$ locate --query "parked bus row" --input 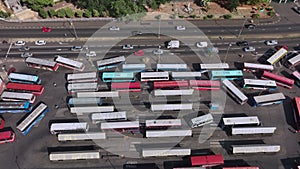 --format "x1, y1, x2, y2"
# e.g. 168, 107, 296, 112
24, 56, 84, 72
